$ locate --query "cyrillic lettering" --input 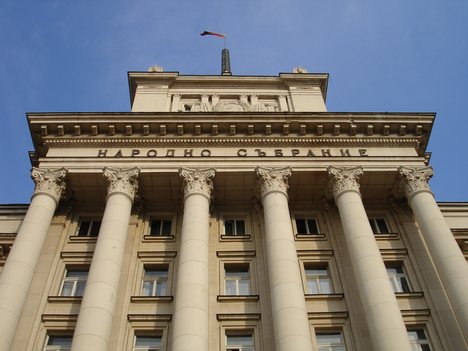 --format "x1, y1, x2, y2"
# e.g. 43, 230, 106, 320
113, 150, 123, 158
274, 149, 283, 157
147, 149, 157, 157
97, 149, 108, 158
201, 149, 211, 157
165, 149, 175, 157
359, 149, 368, 156
254, 149, 266, 157
340, 149, 351, 157
184, 149, 194, 157
321, 149, 331, 157
307, 150, 316, 157
131, 149, 140, 157
237, 149, 247, 157
291, 149, 300, 156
